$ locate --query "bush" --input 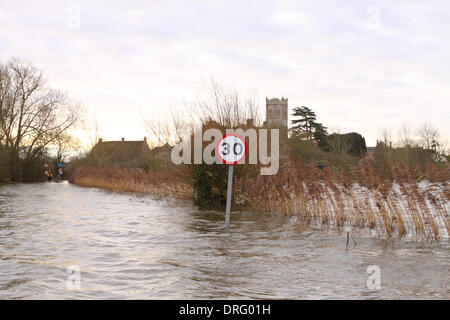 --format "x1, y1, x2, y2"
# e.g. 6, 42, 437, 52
289, 135, 328, 164
323, 132, 367, 158
192, 163, 228, 208
372, 142, 435, 179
